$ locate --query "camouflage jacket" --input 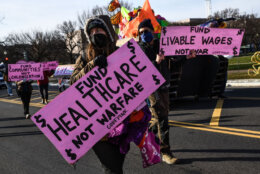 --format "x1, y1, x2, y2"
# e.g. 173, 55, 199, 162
70, 55, 95, 85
